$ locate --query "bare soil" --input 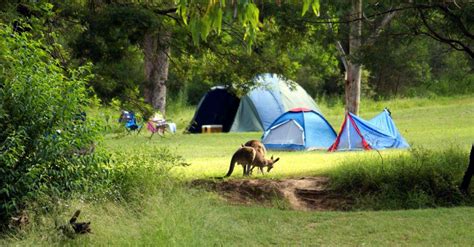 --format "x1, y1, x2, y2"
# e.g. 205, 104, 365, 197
191, 177, 352, 211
